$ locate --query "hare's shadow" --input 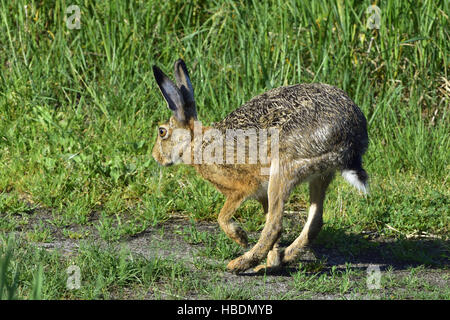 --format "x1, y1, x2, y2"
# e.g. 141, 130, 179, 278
242, 226, 449, 277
